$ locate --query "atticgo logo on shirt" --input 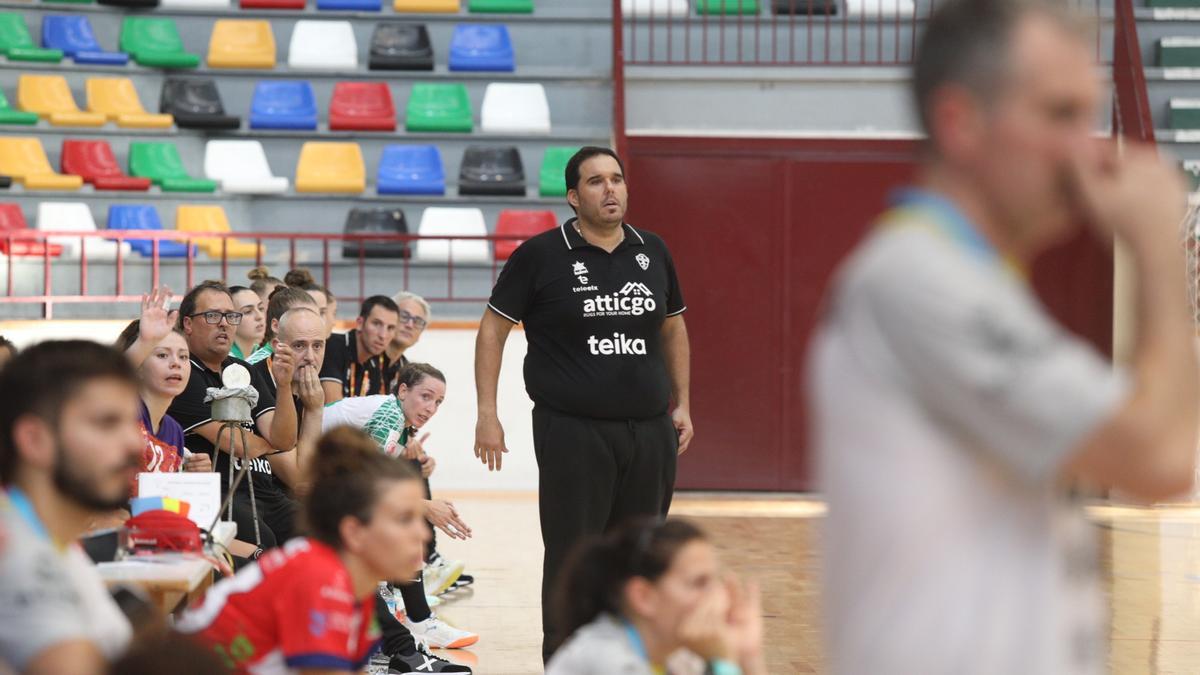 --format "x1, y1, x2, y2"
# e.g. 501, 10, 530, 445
588, 332, 648, 355
582, 282, 657, 318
